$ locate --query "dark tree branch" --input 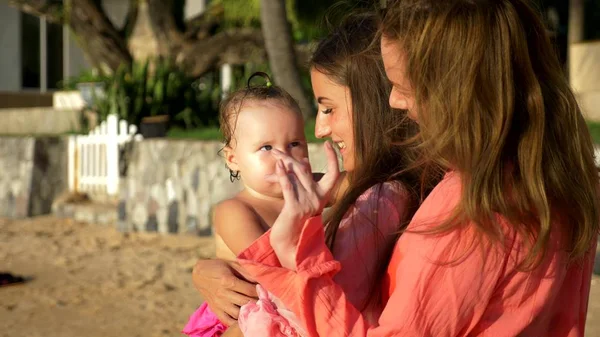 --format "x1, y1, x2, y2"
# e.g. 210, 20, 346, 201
178, 28, 311, 78
7, 0, 64, 23
179, 28, 265, 78
120, 0, 139, 39
68, 0, 132, 72
183, 3, 224, 41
